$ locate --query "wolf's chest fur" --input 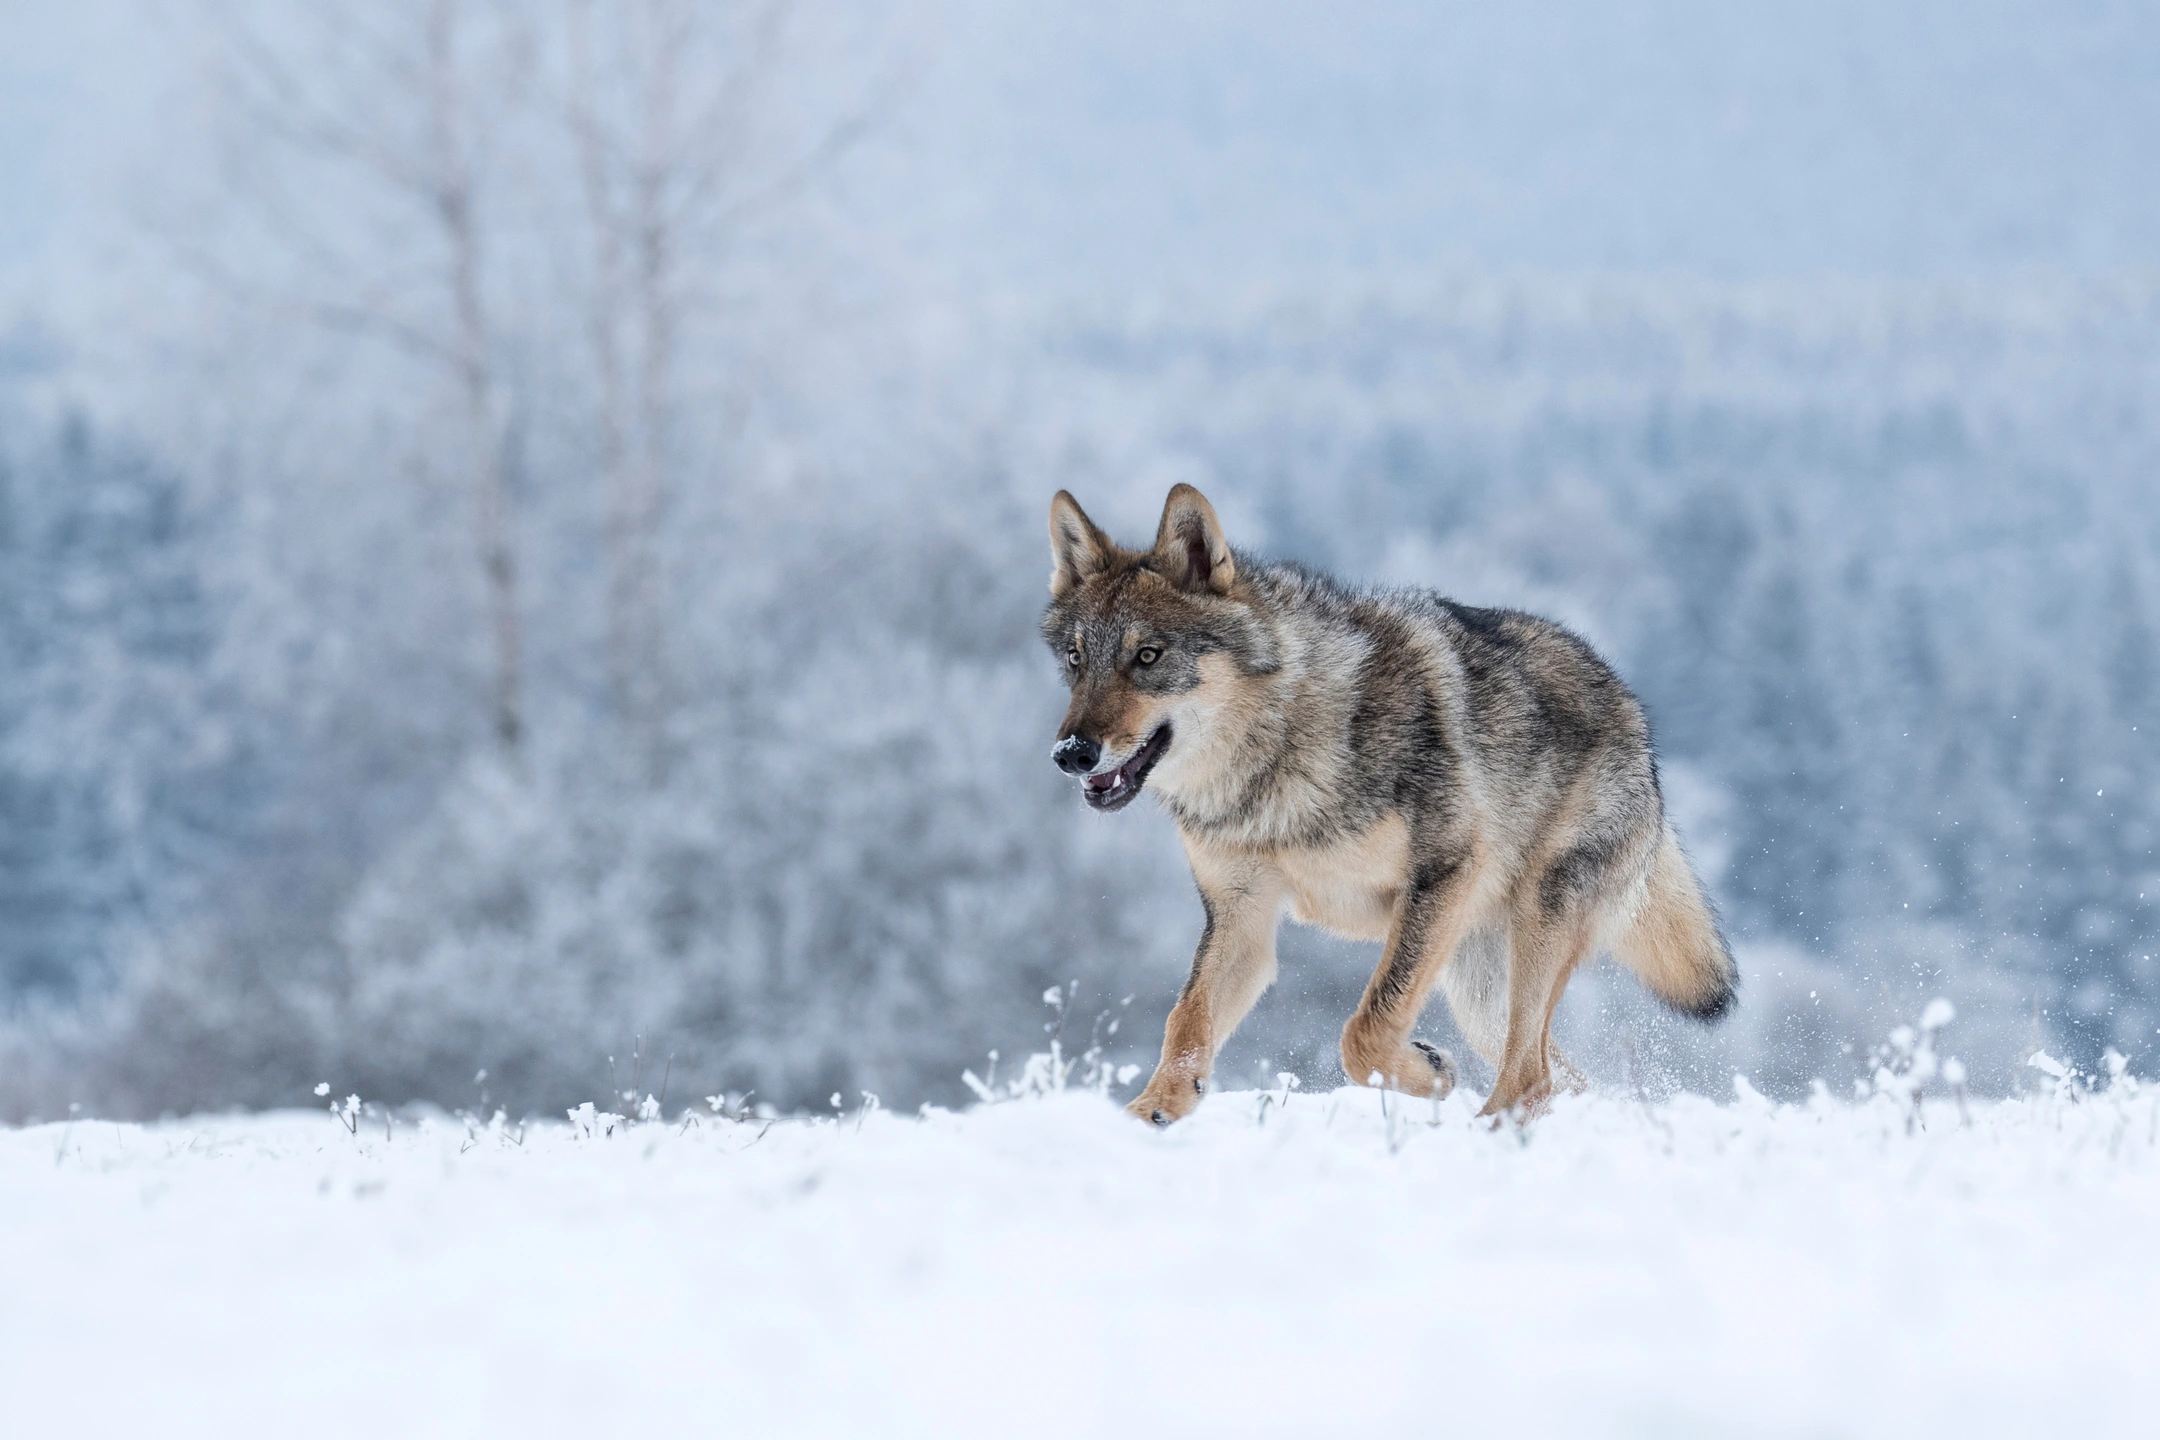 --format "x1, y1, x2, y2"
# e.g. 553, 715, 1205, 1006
1270, 812, 1410, 941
